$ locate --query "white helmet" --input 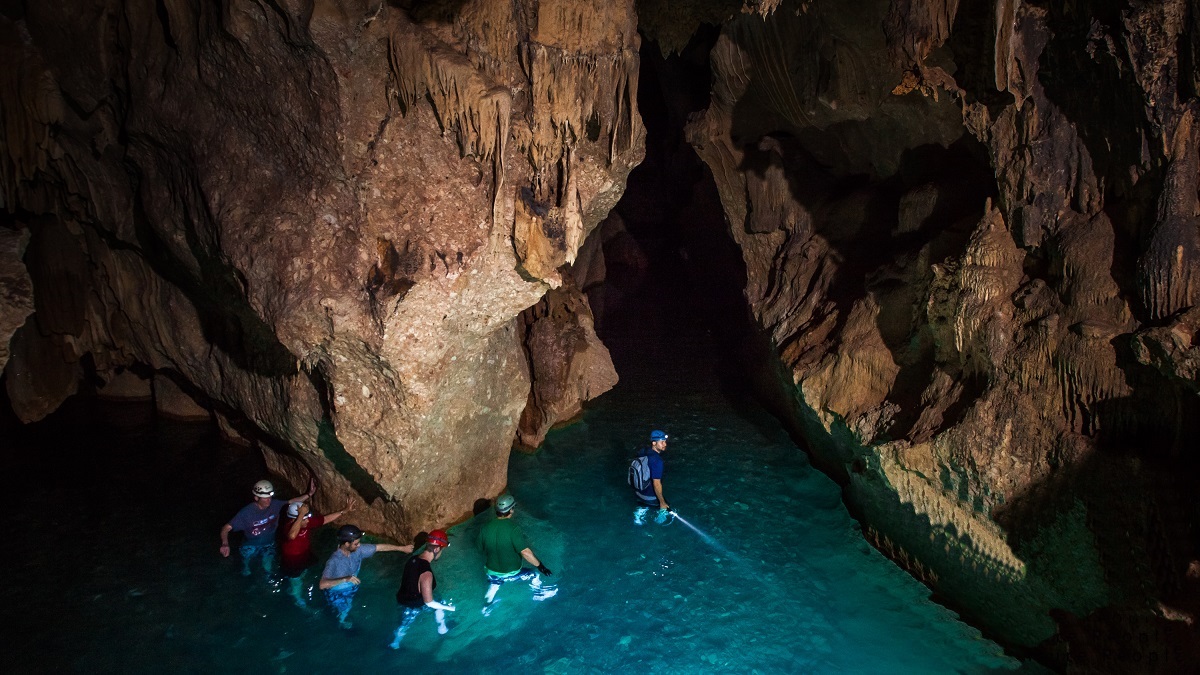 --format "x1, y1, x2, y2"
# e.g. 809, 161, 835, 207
252, 480, 275, 498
